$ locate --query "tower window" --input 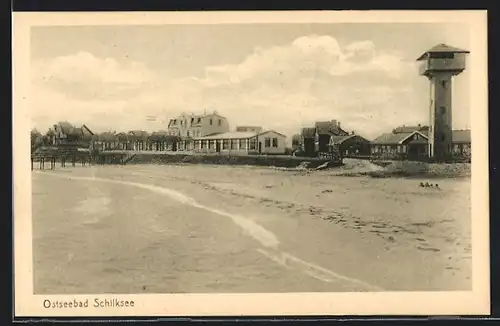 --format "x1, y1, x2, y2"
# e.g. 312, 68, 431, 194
440, 133, 446, 142
440, 106, 446, 115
